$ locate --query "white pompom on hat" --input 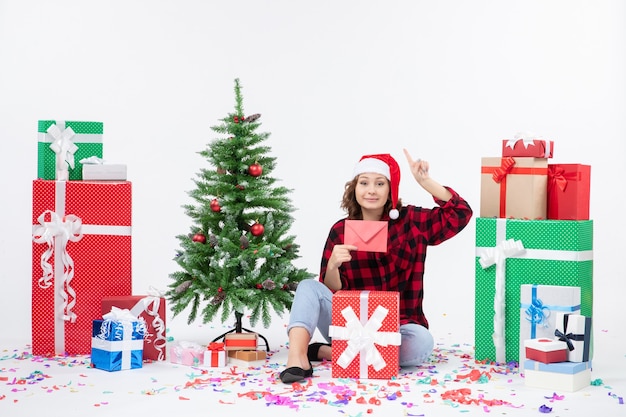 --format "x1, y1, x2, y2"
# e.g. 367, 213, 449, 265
352, 153, 401, 219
